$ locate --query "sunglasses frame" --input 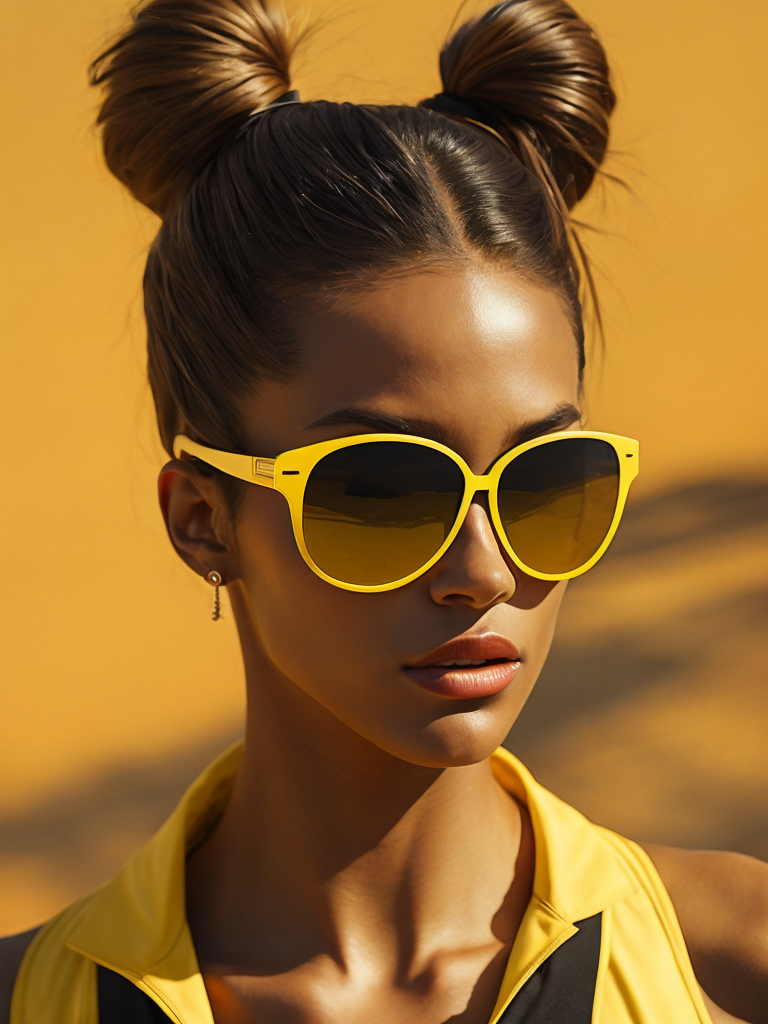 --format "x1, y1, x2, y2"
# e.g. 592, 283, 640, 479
173, 430, 639, 592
